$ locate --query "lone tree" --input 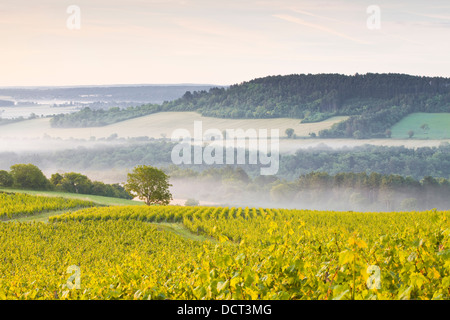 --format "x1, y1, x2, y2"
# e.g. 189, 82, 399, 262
385, 129, 392, 138
125, 165, 172, 206
408, 130, 414, 138
285, 128, 295, 138
420, 124, 430, 134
